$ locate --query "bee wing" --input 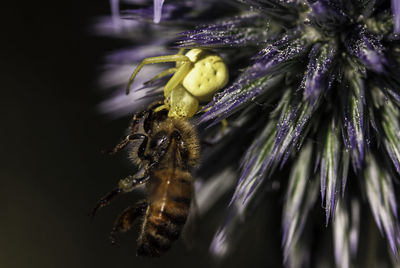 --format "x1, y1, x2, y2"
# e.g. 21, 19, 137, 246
182, 168, 238, 251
